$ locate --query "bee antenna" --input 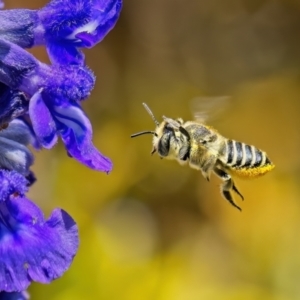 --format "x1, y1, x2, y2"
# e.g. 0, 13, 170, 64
142, 103, 160, 126
131, 131, 158, 138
